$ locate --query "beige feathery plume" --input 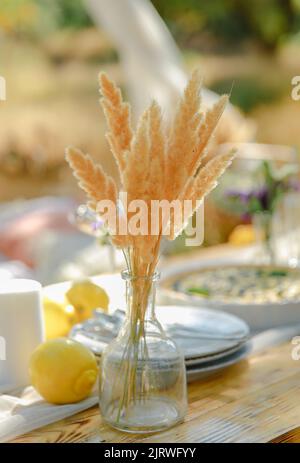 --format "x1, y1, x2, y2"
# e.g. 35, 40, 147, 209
65, 146, 118, 208
189, 95, 228, 176
186, 150, 235, 204
179, 95, 229, 199
66, 146, 130, 248
194, 95, 228, 168
168, 150, 235, 240
99, 72, 133, 181
123, 105, 152, 202
166, 69, 202, 199
131, 102, 166, 263
146, 101, 165, 200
